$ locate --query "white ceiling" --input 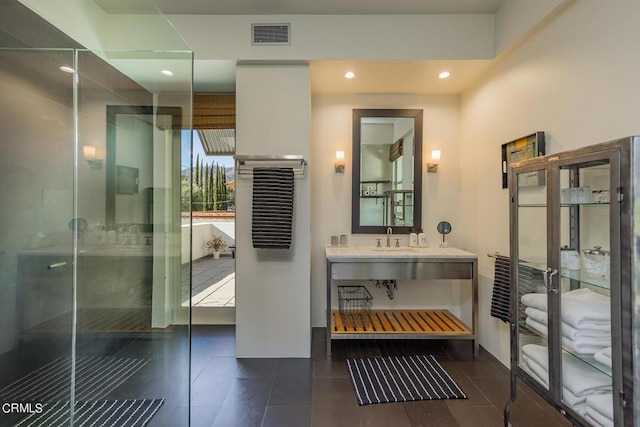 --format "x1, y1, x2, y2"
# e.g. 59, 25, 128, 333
89, 0, 508, 95
96, 0, 506, 15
